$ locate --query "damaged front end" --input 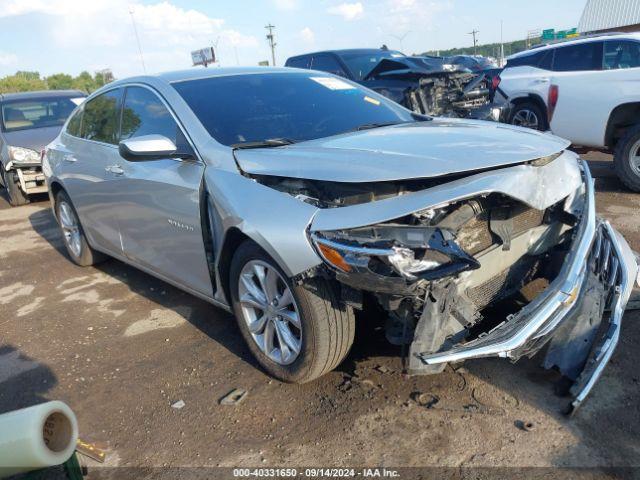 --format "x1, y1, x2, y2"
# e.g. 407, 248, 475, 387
290, 153, 638, 413
363, 59, 504, 121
